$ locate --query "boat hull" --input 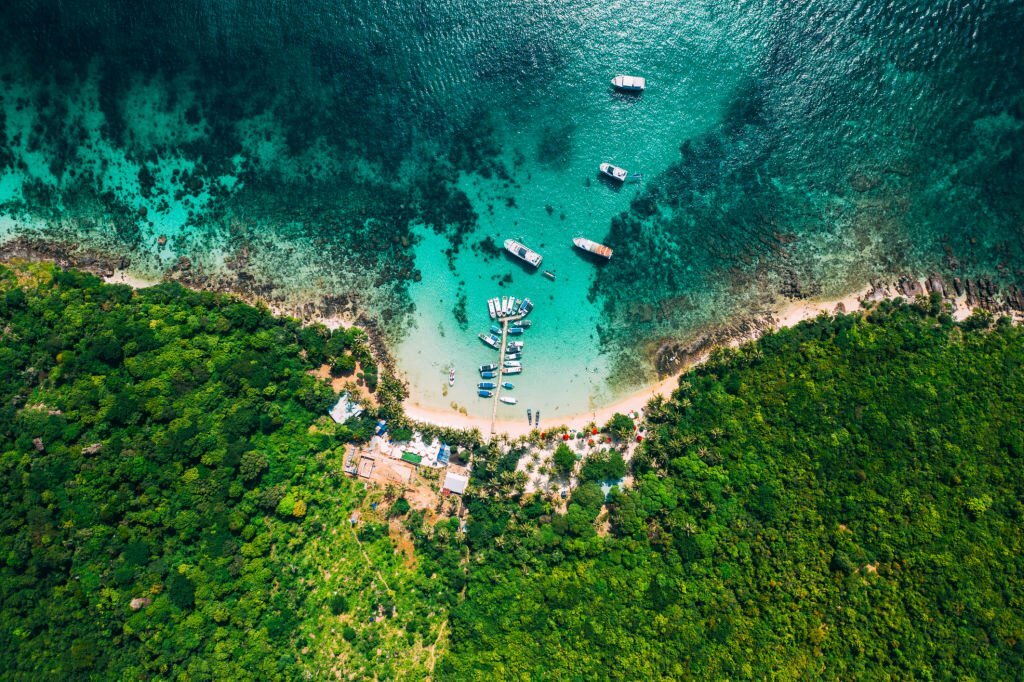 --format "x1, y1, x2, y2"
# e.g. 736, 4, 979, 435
599, 163, 628, 182
503, 239, 543, 268
573, 236, 613, 259
611, 75, 646, 92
